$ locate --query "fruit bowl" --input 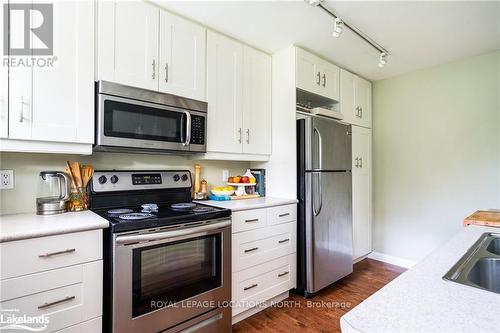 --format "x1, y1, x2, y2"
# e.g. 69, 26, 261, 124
211, 189, 235, 197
